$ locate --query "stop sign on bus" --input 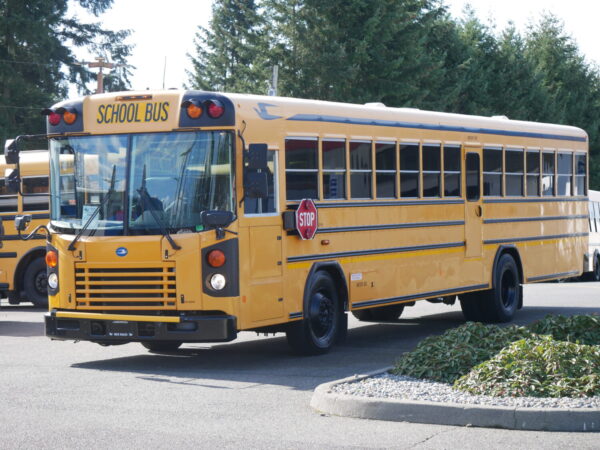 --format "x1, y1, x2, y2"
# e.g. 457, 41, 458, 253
296, 198, 318, 240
